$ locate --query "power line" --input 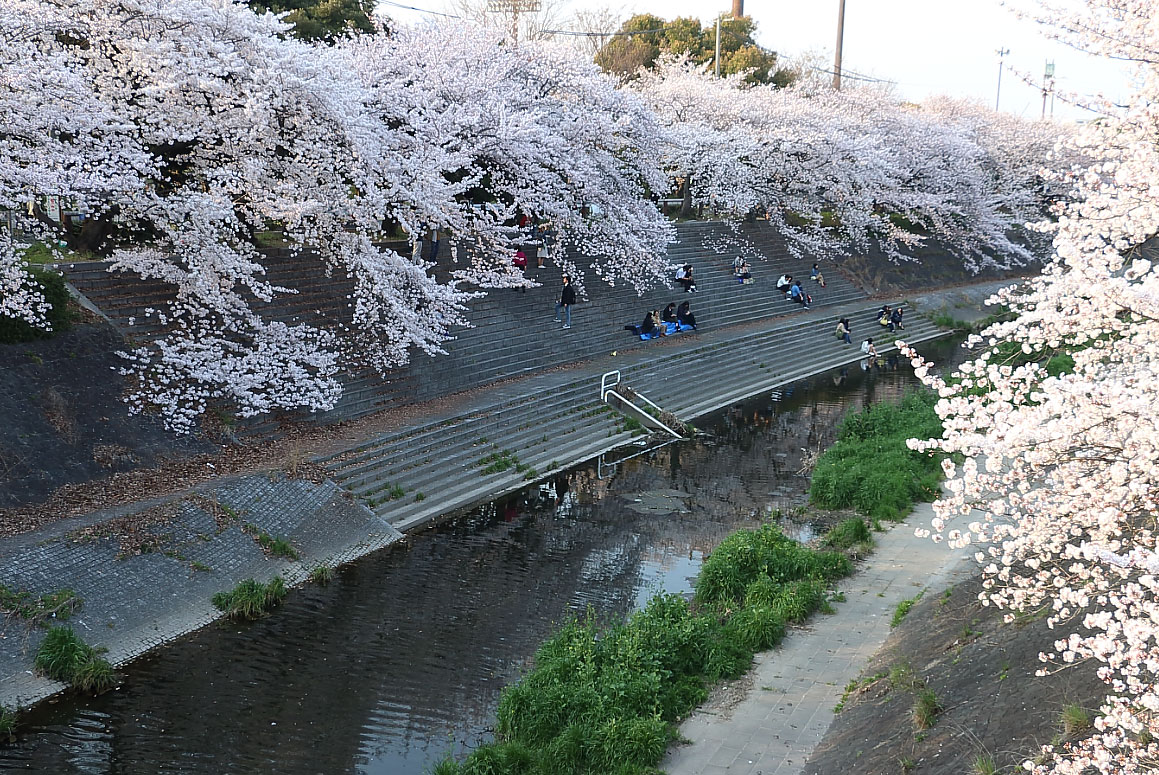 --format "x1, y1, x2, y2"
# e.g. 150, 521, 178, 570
377, 0, 461, 19
811, 66, 893, 85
